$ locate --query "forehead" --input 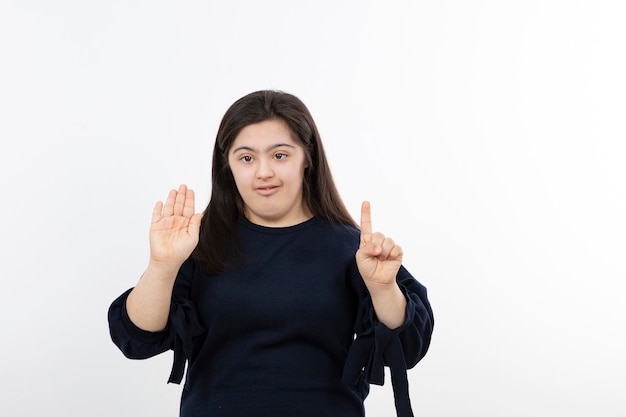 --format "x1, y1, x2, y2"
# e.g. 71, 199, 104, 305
230, 119, 298, 150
